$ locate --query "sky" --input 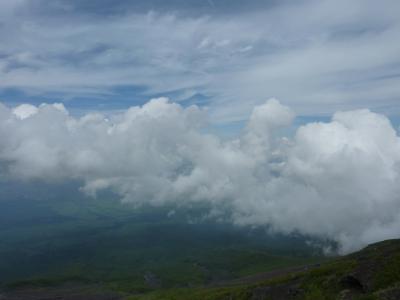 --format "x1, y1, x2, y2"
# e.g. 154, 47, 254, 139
1, 0, 400, 253
1, 0, 400, 125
